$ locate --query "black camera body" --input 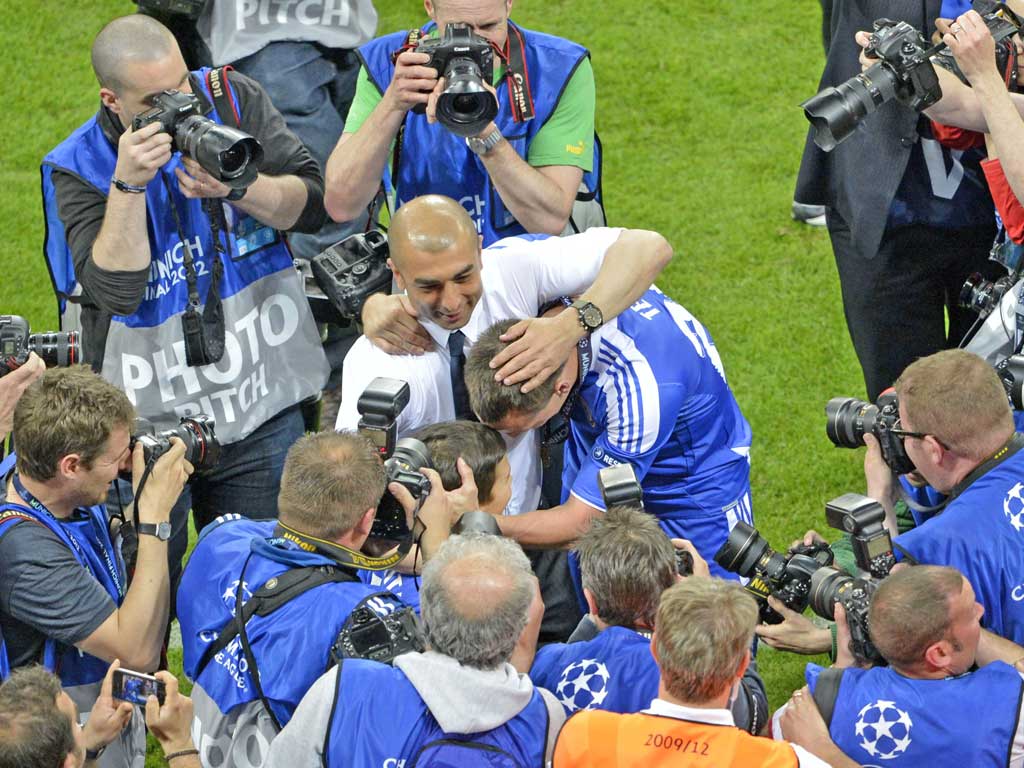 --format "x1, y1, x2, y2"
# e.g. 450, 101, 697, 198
414, 23, 497, 137
714, 522, 834, 623
808, 494, 896, 665
802, 2, 1023, 151
310, 231, 392, 320
133, 89, 263, 189
130, 415, 220, 471
0, 315, 80, 378
356, 378, 433, 542
996, 354, 1024, 410
332, 601, 425, 665
826, 392, 915, 474
597, 463, 692, 576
